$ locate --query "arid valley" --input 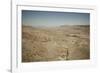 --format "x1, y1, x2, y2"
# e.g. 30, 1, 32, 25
22, 25, 90, 62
